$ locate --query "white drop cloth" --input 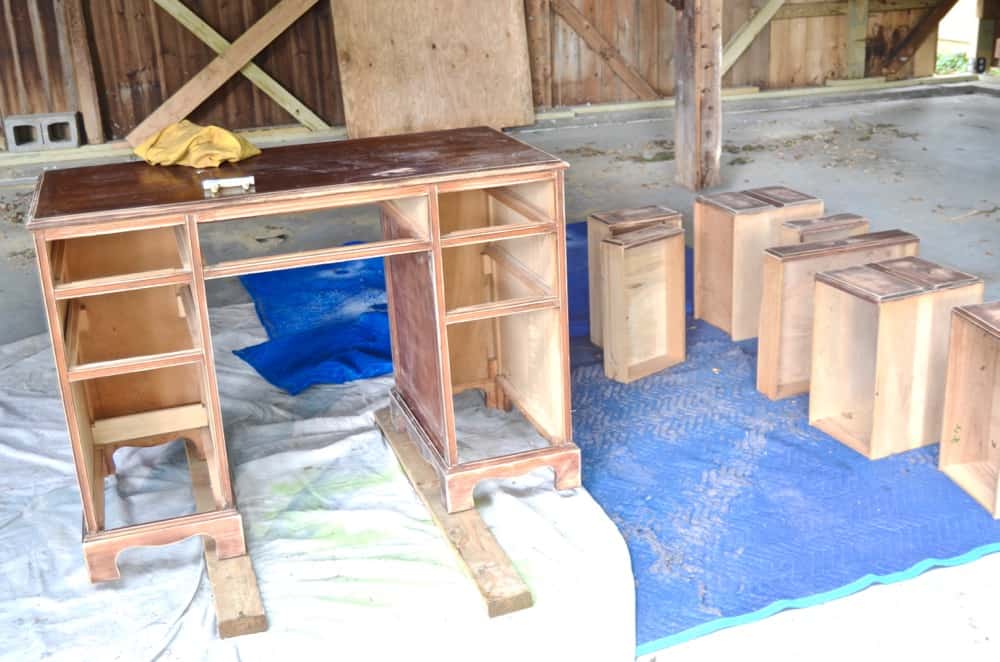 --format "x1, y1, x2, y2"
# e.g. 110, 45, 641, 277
0, 303, 635, 661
